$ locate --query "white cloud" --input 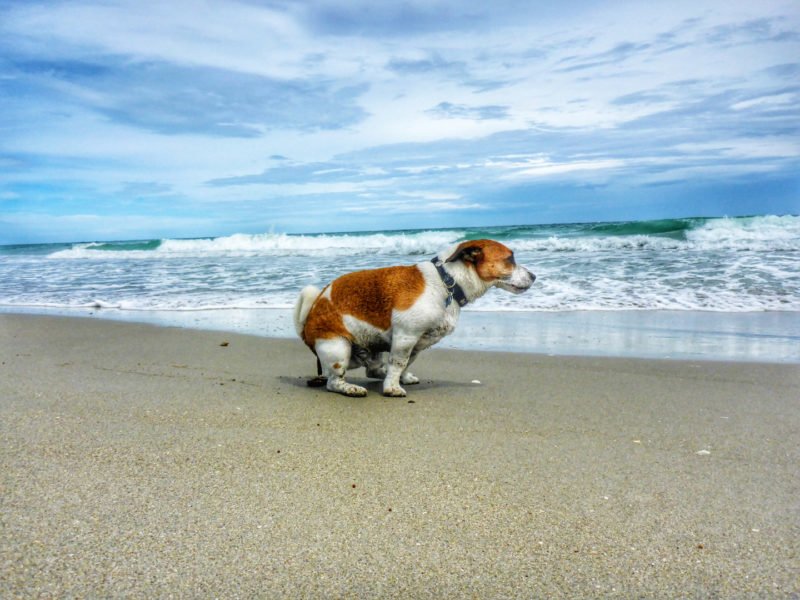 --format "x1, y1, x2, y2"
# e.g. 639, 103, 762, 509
397, 191, 464, 201
483, 154, 627, 180
506, 158, 627, 179
1, 0, 798, 241
673, 138, 800, 159
731, 92, 797, 111
341, 198, 484, 214
3, 1, 307, 78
